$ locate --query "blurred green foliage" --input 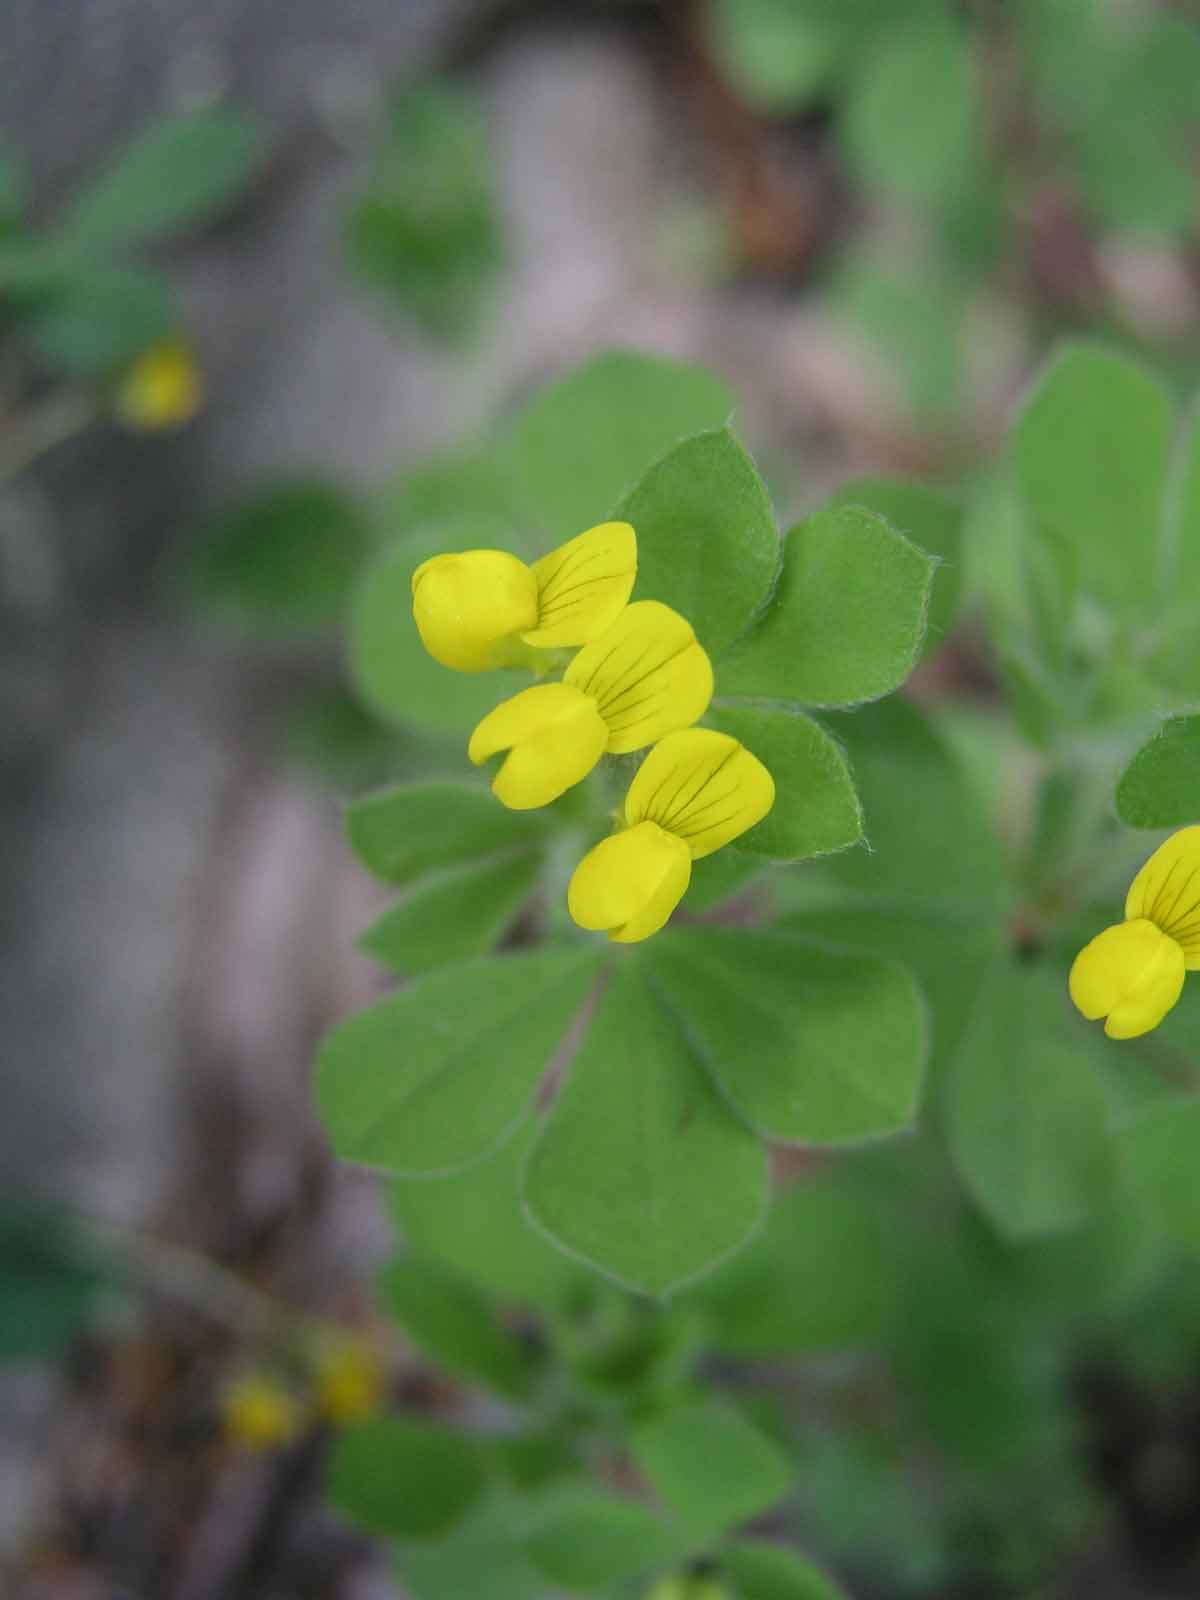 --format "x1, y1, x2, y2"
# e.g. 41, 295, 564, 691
345, 82, 502, 340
